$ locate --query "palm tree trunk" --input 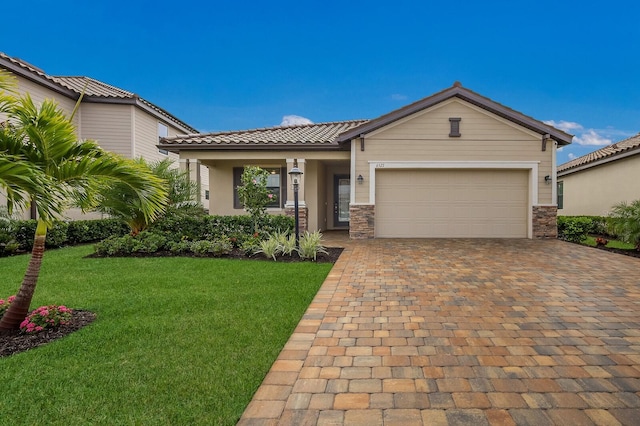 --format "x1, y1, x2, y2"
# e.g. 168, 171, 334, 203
0, 220, 47, 333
